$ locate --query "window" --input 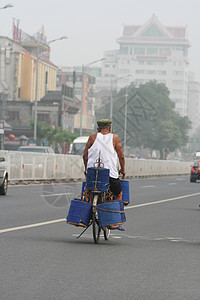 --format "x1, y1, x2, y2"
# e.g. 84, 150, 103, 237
66, 75, 73, 82
173, 71, 184, 76
139, 60, 164, 66
119, 69, 129, 74
136, 70, 144, 74
156, 70, 166, 75
147, 48, 158, 56
134, 48, 145, 55
76, 75, 82, 82
159, 48, 170, 56
38, 114, 50, 123
7, 111, 19, 121
172, 89, 183, 94
173, 80, 184, 85
120, 47, 128, 55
